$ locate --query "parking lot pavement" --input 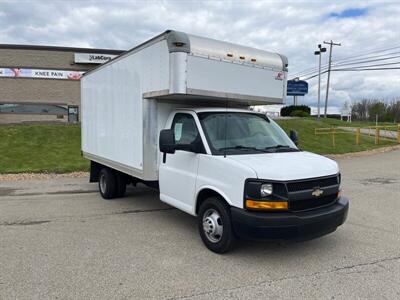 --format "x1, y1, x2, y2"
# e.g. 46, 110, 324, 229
1, 150, 399, 299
